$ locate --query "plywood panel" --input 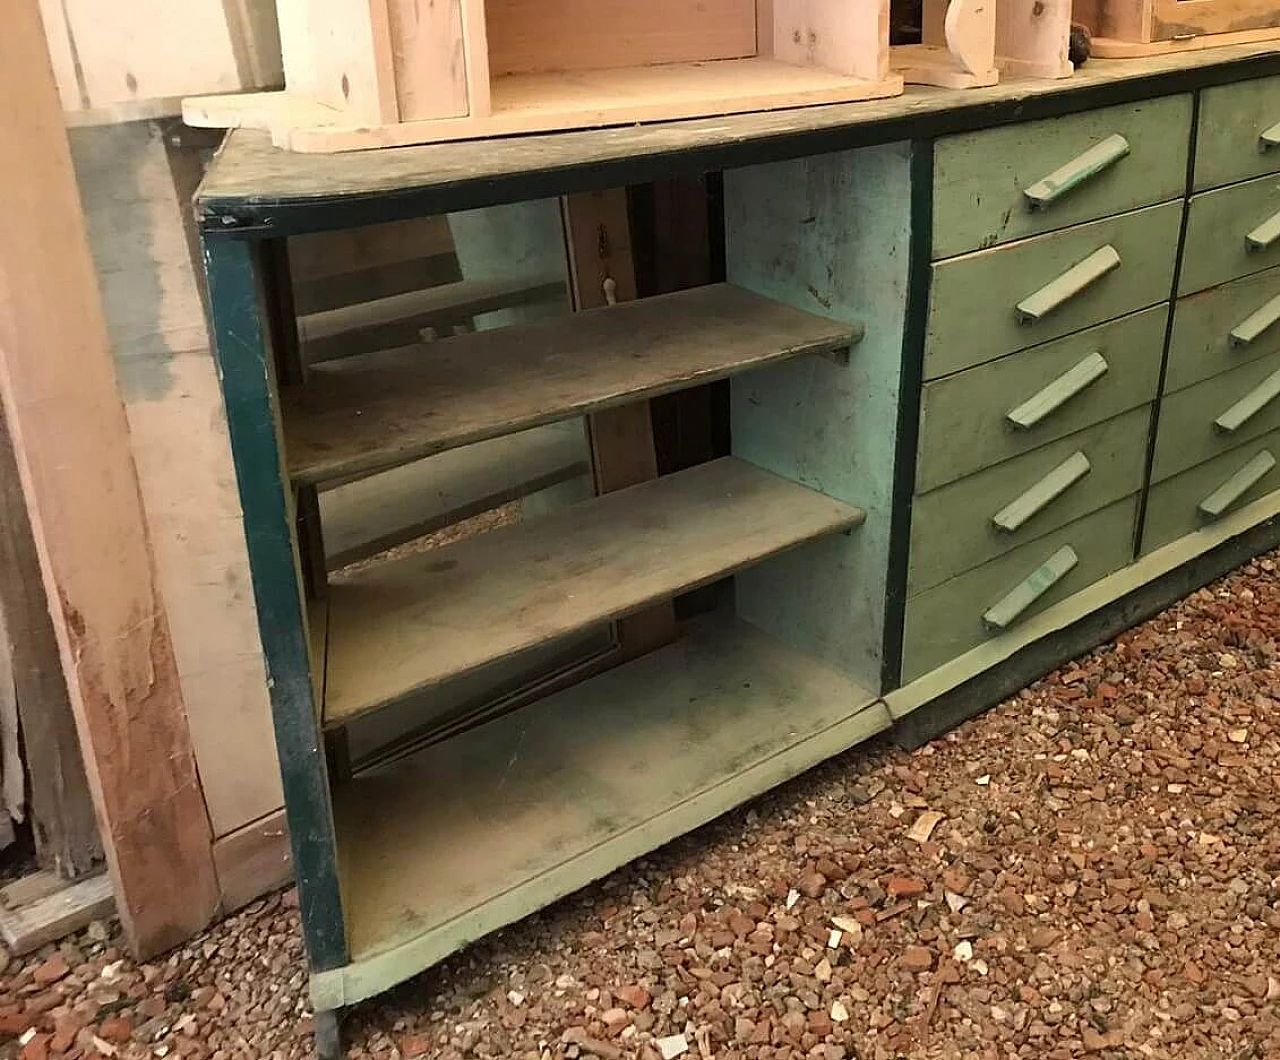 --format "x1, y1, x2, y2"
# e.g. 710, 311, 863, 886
486, 0, 758, 75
